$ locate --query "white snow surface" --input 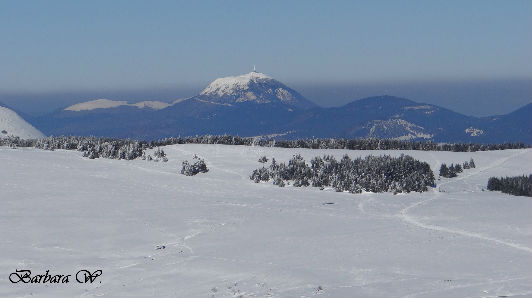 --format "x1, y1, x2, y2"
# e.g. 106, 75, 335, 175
403, 105, 433, 111
196, 71, 312, 108
132, 100, 171, 110
465, 127, 485, 137
368, 119, 433, 140
0, 106, 45, 139
200, 72, 272, 97
64, 99, 170, 111
1, 145, 531, 298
